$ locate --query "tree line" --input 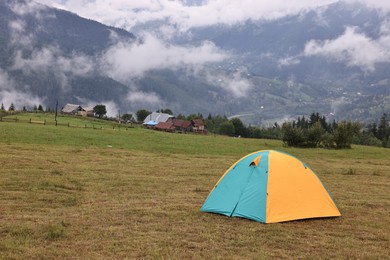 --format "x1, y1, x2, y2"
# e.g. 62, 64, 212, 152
2, 103, 389, 149
1, 103, 45, 112
126, 109, 390, 149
